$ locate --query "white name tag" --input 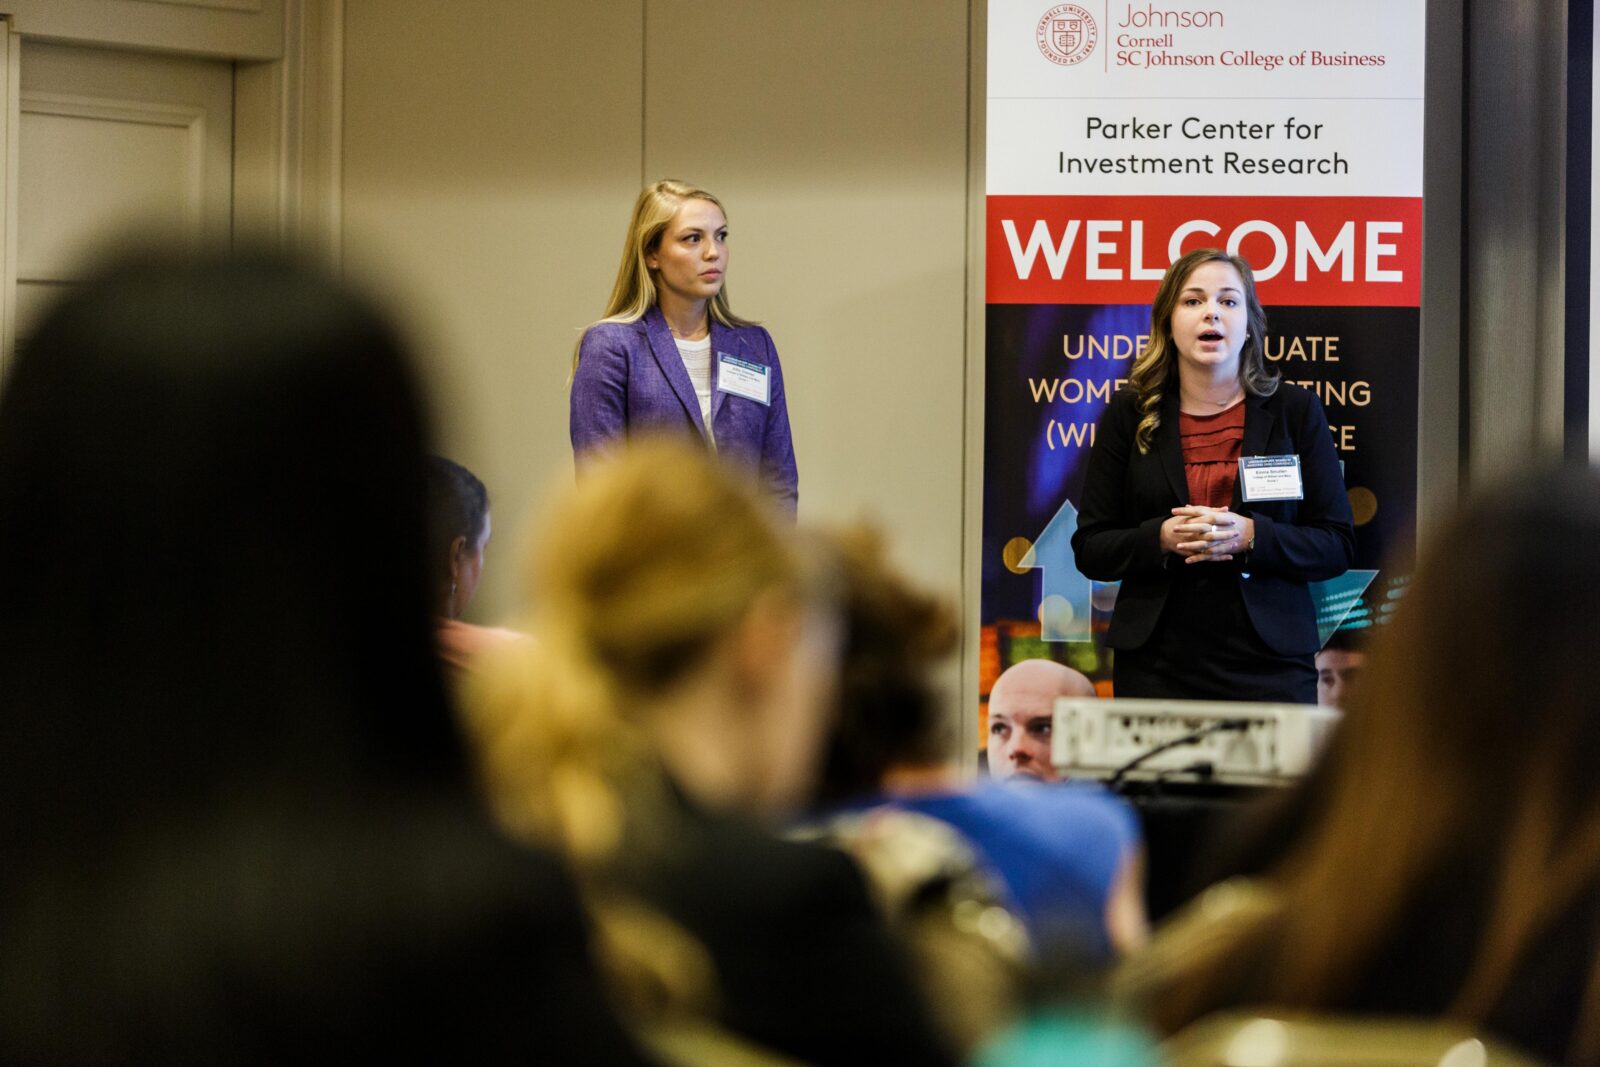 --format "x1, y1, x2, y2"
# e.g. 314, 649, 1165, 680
1238, 455, 1304, 502
716, 353, 771, 406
